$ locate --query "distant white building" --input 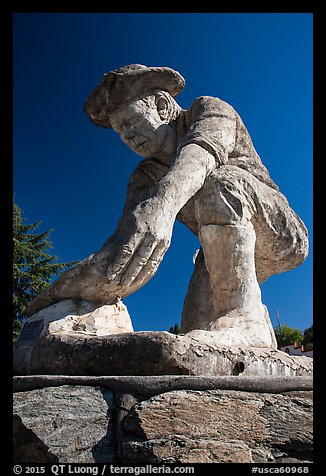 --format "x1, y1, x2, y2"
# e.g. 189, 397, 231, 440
280, 342, 313, 358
